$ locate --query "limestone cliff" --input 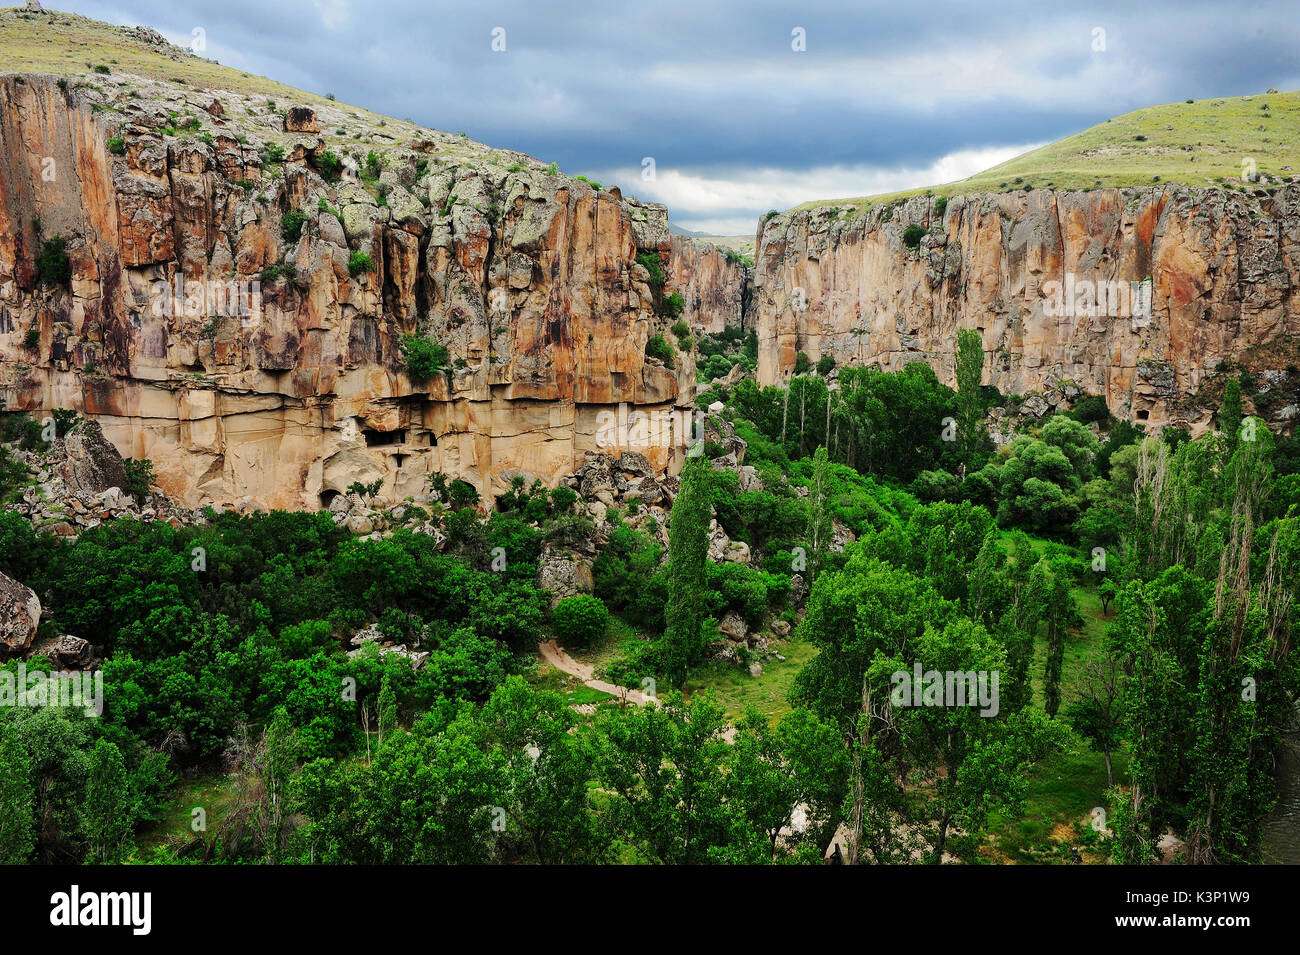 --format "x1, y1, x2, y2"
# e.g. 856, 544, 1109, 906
0, 63, 699, 509
753, 186, 1300, 430
668, 236, 747, 335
